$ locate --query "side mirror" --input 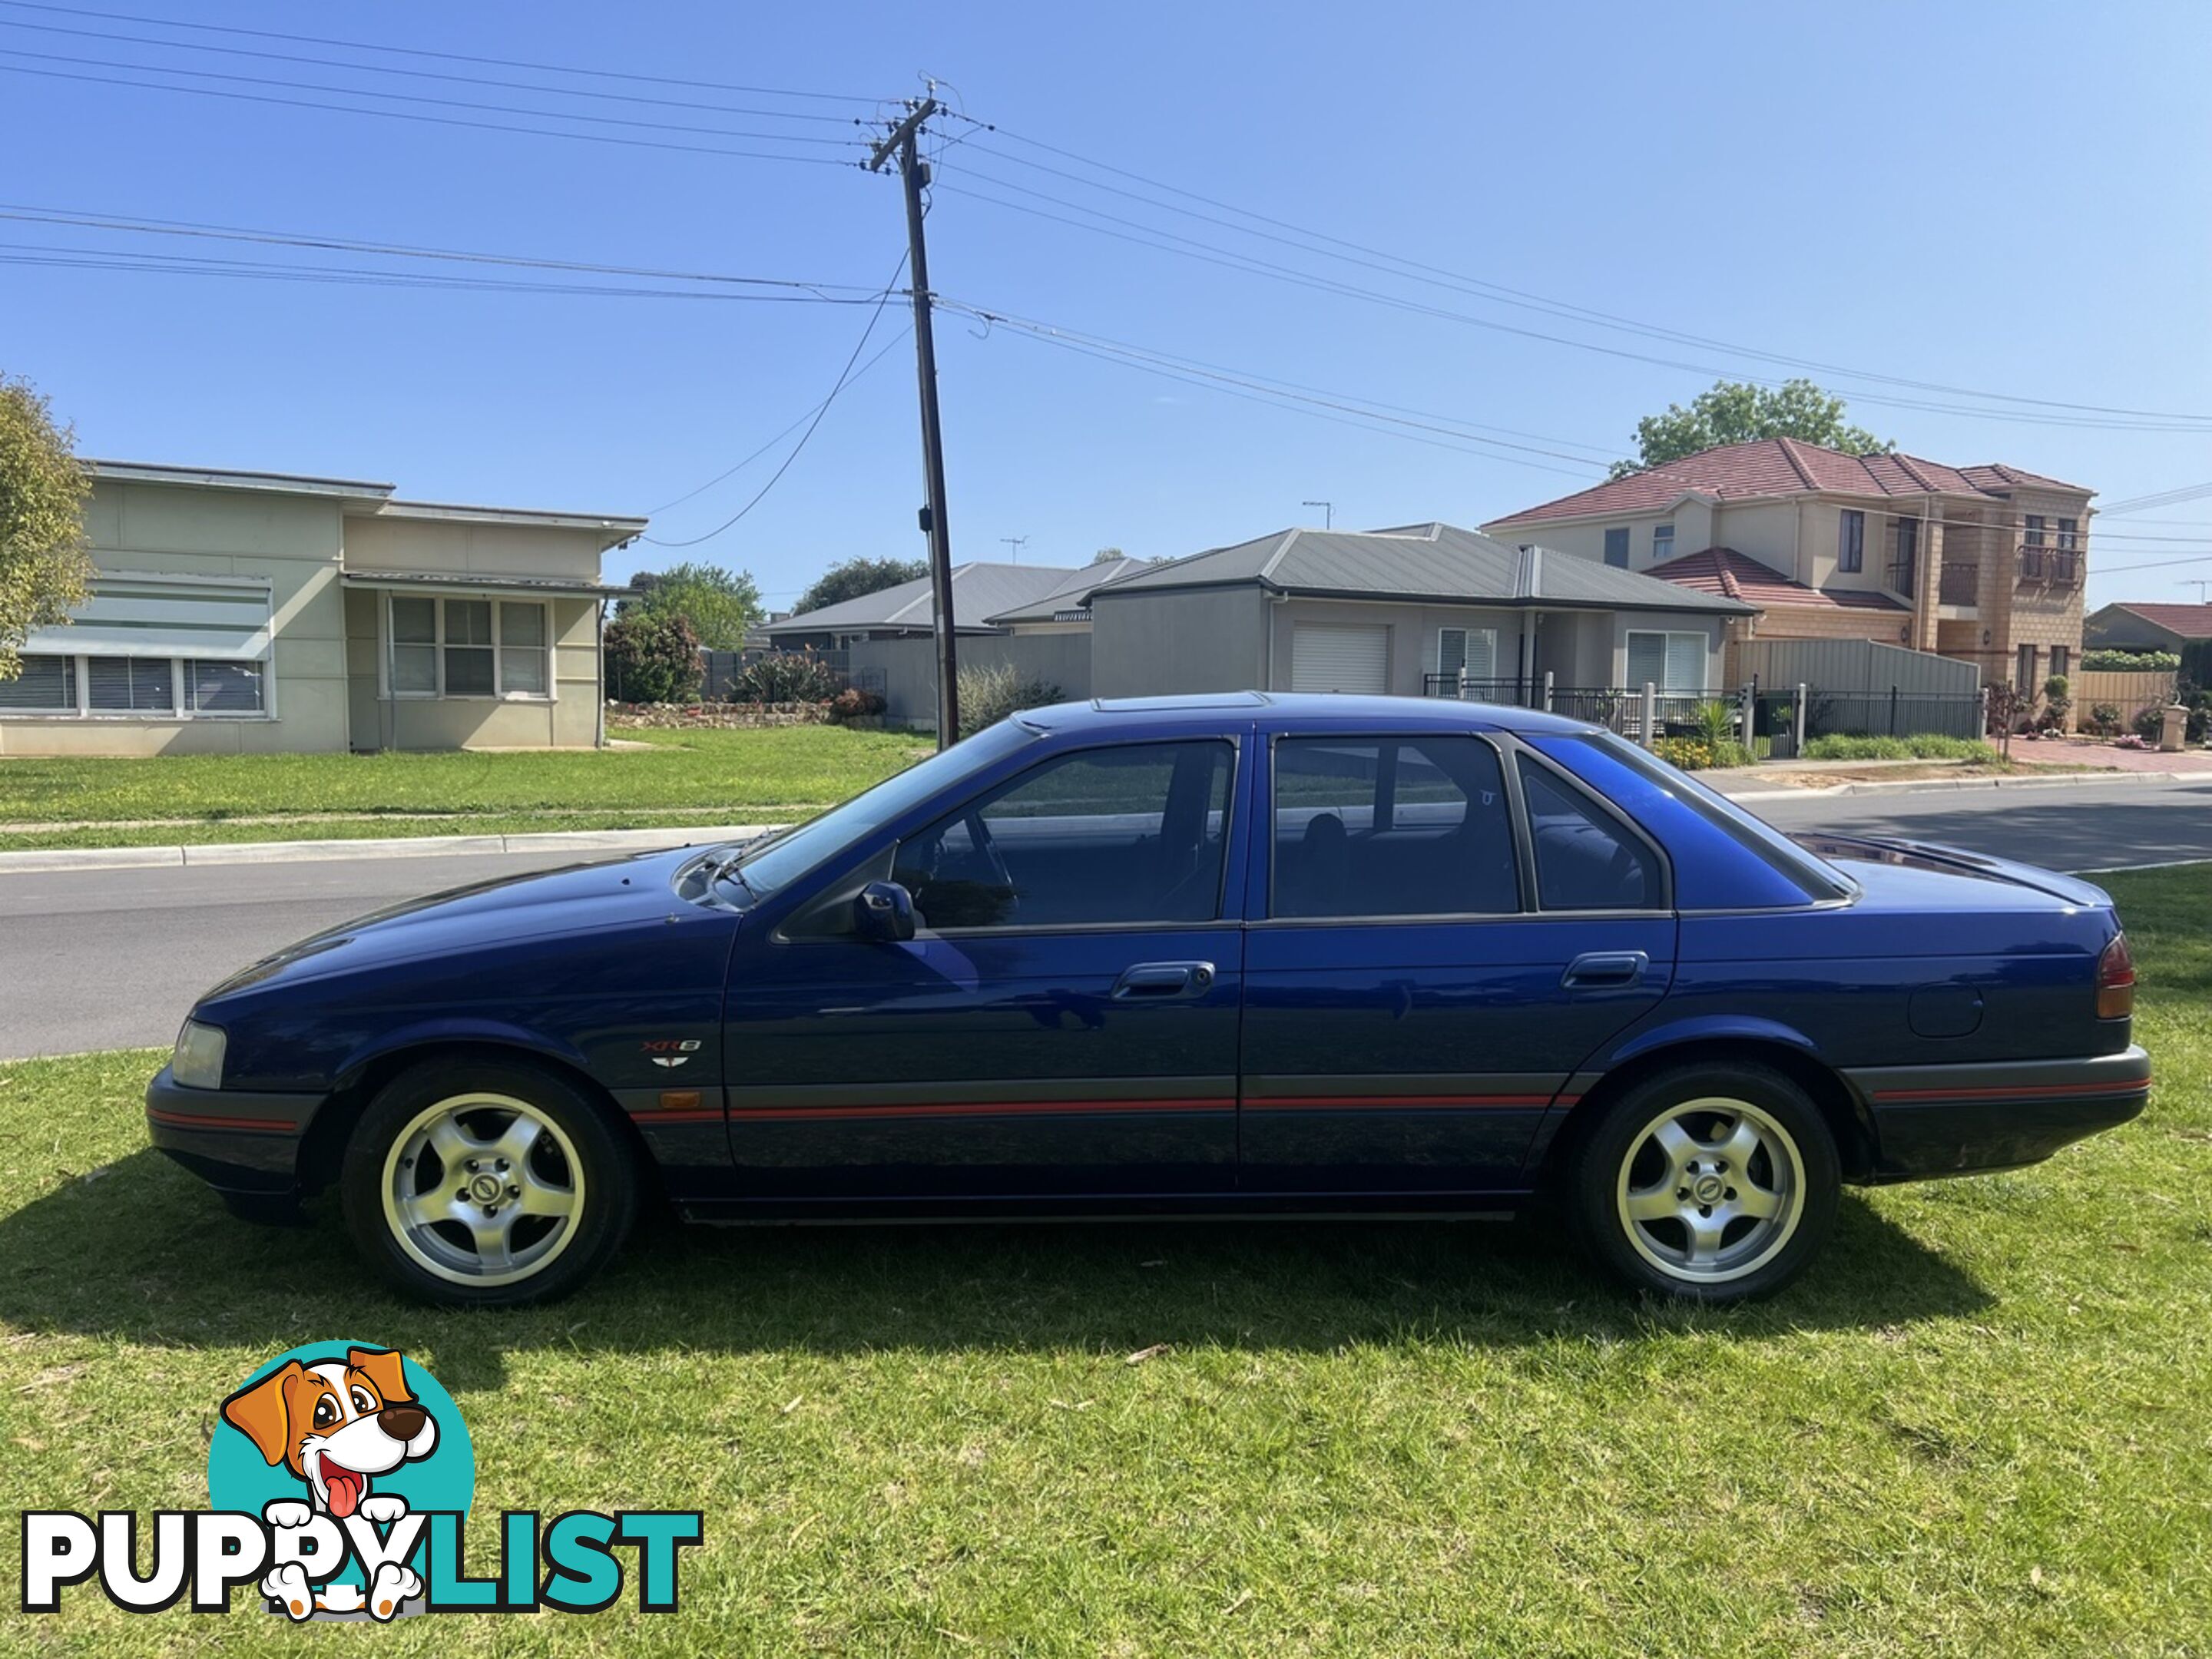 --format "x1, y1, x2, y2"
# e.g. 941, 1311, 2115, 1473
853, 879, 916, 942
